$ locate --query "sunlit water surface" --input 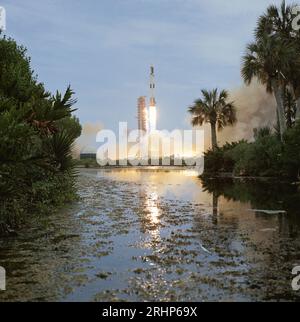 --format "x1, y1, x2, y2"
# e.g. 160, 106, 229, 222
1, 168, 300, 302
